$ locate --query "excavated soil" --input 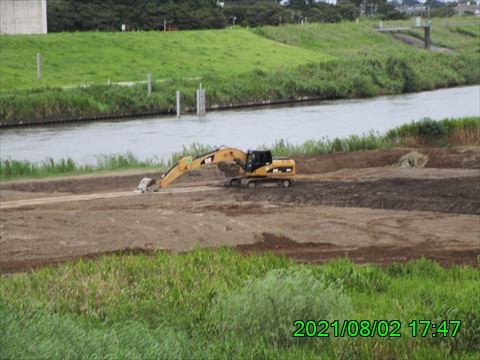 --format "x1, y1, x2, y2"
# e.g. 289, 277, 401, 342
1, 148, 479, 272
